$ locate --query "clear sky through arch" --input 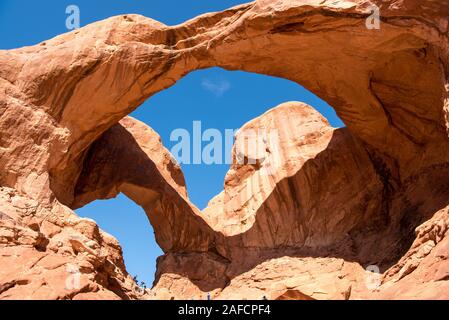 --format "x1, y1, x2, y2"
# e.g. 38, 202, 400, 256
1, 1, 344, 286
